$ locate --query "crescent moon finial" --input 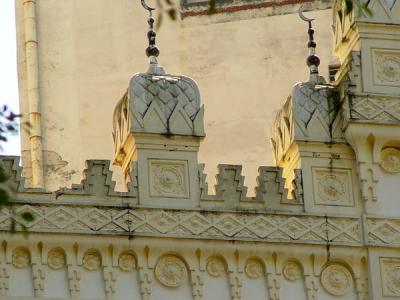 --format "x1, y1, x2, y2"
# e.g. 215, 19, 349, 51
140, 0, 160, 58
298, 5, 314, 23
141, 0, 155, 14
